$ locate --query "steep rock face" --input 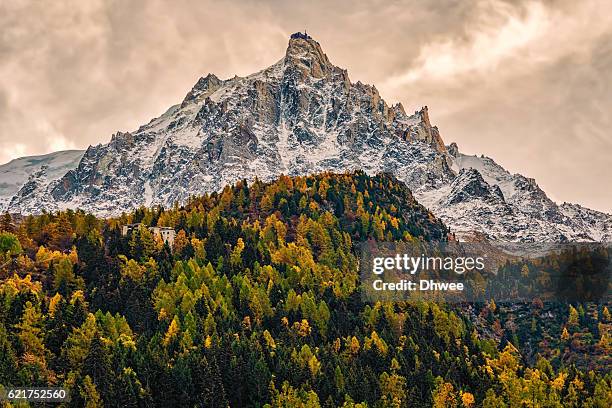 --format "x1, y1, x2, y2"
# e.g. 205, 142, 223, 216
444, 168, 506, 206
5, 33, 611, 242
9, 166, 59, 213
